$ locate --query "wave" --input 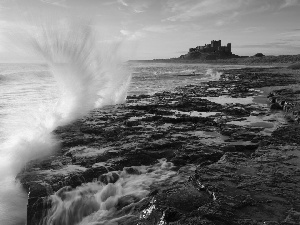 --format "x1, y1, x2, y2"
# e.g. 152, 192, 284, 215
204, 68, 223, 80
0, 74, 8, 81
0, 19, 131, 224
